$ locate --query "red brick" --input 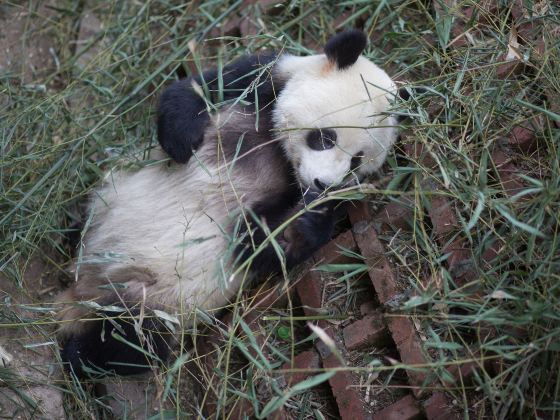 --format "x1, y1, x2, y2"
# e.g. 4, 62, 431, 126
424, 392, 460, 420
229, 398, 255, 419
446, 360, 480, 384
348, 200, 371, 225
481, 241, 500, 266
429, 194, 457, 239
209, 16, 242, 39
511, 1, 538, 44
343, 313, 388, 351
372, 395, 422, 420
366, 264, 400, 306
348, 203, 400, 305
295, 273, 337, 342
442, 239, 479, 289
240, 309, 273, 361
510, 0, 526, 22
375, 199, 413, 233
386, 316, 429, 395
510, 118, 541, 152
491, 149, 526, 197
296, 230, 359, 315
313, 230, 358, 265
281, 350, 321, 386
427, 191, 476, 284
322, 353, 370, 420
295, 270, 323, 316
444, 238, 471, 271
496, 57, 524, 79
